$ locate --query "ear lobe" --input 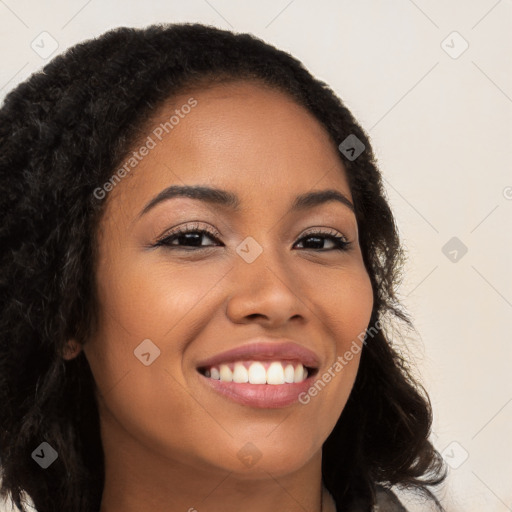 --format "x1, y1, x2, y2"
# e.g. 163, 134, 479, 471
62, 339, 83, 360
